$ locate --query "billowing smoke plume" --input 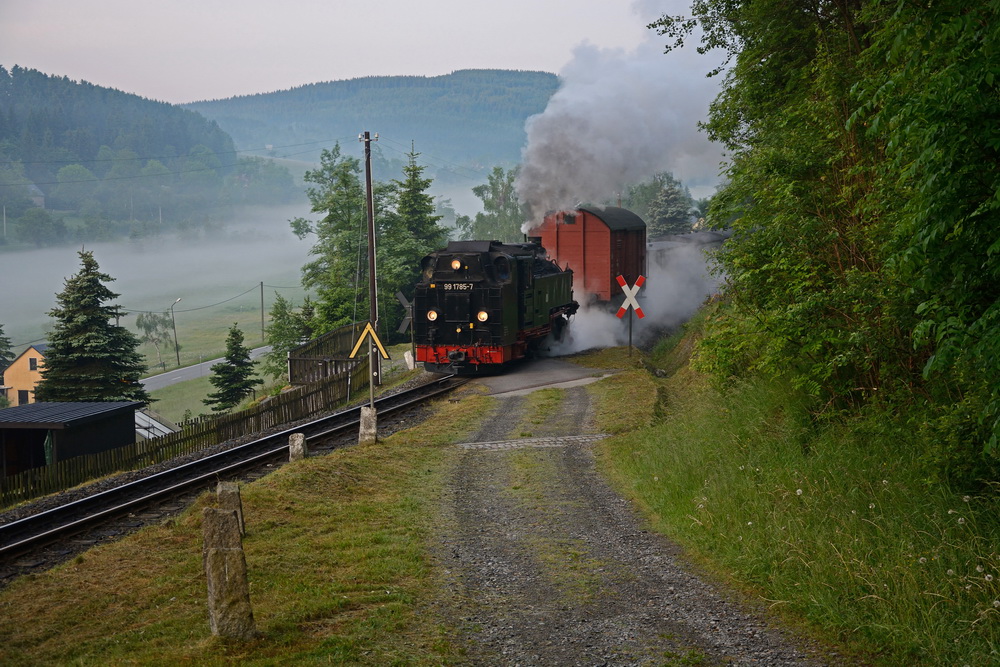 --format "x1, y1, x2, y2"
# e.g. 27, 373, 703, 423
547, 236, 725, 356
517, 14, 724, 225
